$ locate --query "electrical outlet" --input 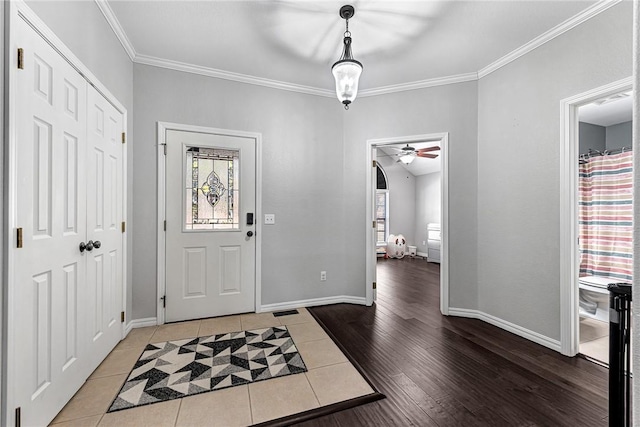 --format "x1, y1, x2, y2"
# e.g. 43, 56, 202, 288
264, 214, 275, 225
320, 271, 327, 281
422, 241, 426, 246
